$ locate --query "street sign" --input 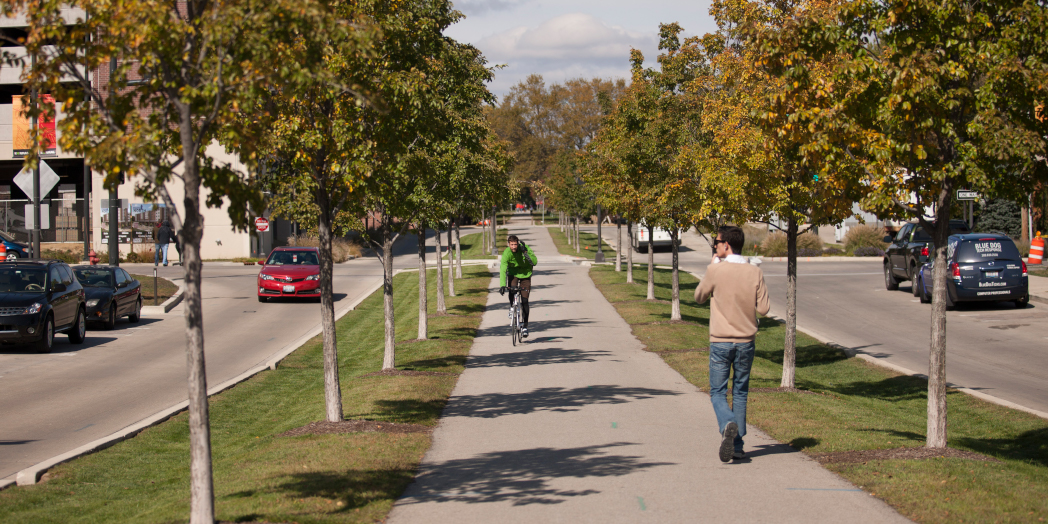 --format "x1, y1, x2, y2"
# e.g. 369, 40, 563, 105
14, 160, 59, 200
23, 204, 49, 229
254, 217, 270, 232
957, 190, 980, 201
